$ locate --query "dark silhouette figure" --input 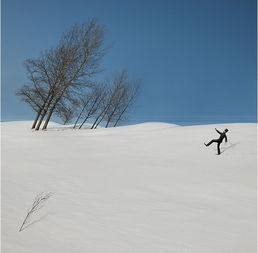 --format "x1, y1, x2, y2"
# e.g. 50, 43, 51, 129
204, 128, 229, 155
